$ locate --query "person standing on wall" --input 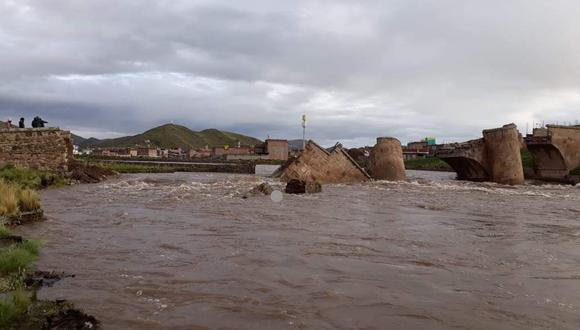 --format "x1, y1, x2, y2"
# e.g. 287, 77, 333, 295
18, 117, 25, 128
5, 119, 12, 128
31, 116, 48, 128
